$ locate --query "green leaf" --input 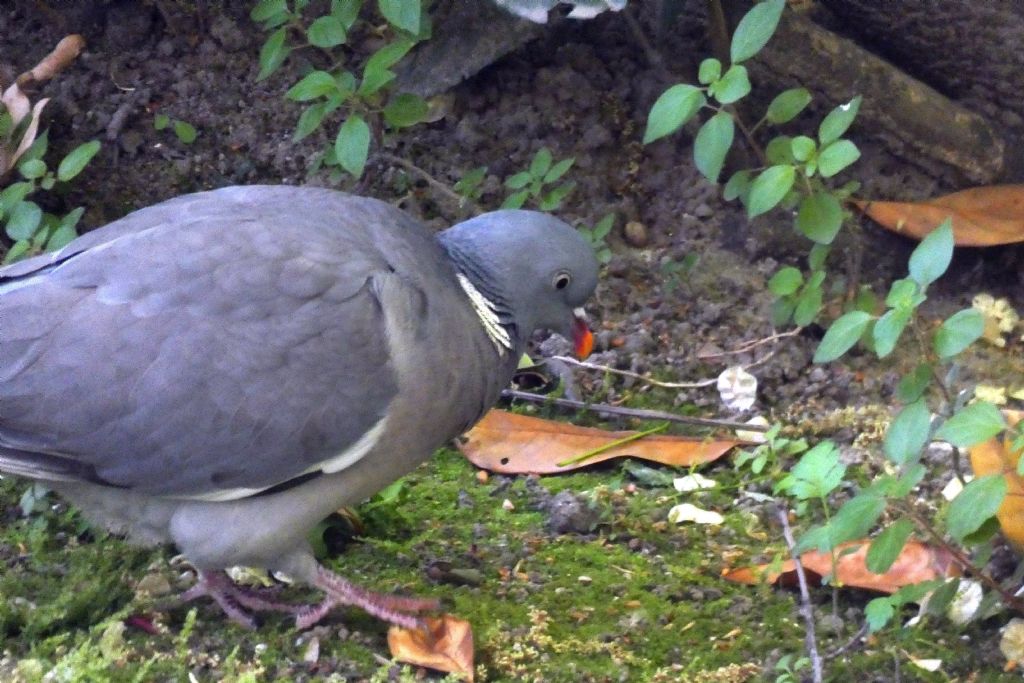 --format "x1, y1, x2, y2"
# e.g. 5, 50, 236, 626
286, 70, 339, 101
813, 310, 872, 362
544, 157, 574, 184
789, 135, 815, 162
501, 189, 529, 209
765, 135, 794, 165
766, 88, 811, 124
884, 278, 920, 309
872, 306, 911, 358
57, 140, 101, 182
808, 244, 830, 272
818, 139, 860, 177
709, 65, 750, 104
359, 38, 414, 95
18, 158, 46, 180
257, 27, 291, 81
307, 15, 347, 48
334, 114, 371, 177
539, 182, 574, 211
5, 201, 43, 241
934, 308, 984, 358
747, 165, 795, 218
251, 0, 287, 22
776, 441, 844, 500
730, 0, 785, 63
818, 95, 862, 145
698, 58, 721, 85
21, 130, 49, 163
936, 401, 1007, 448
898, 363, 933, 403
154, 113, 170, 130
294, 102, 328, 141
46, 208, 82, 251
908, 218, 954, 287
643, 84, 705, 144
3, 240, 31, 264
332, 0, 362, 27
865, 597, 895, 632
884, 400, 930, 465
795, 192, 842, 244
529, 148, 553, 178
947, 474, 1006, 542
0, 182, 33, 216
768, 266, 802, 296
723, 170, 752, 202
829, 494, 886, 547
504, 171, 532, 190
173, 120, 197, 144
383, 93, 428, 128
378, 0, 420, 34
693, 112, 734, 182
866, 519, 914, 575
793, 282, 822, 327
